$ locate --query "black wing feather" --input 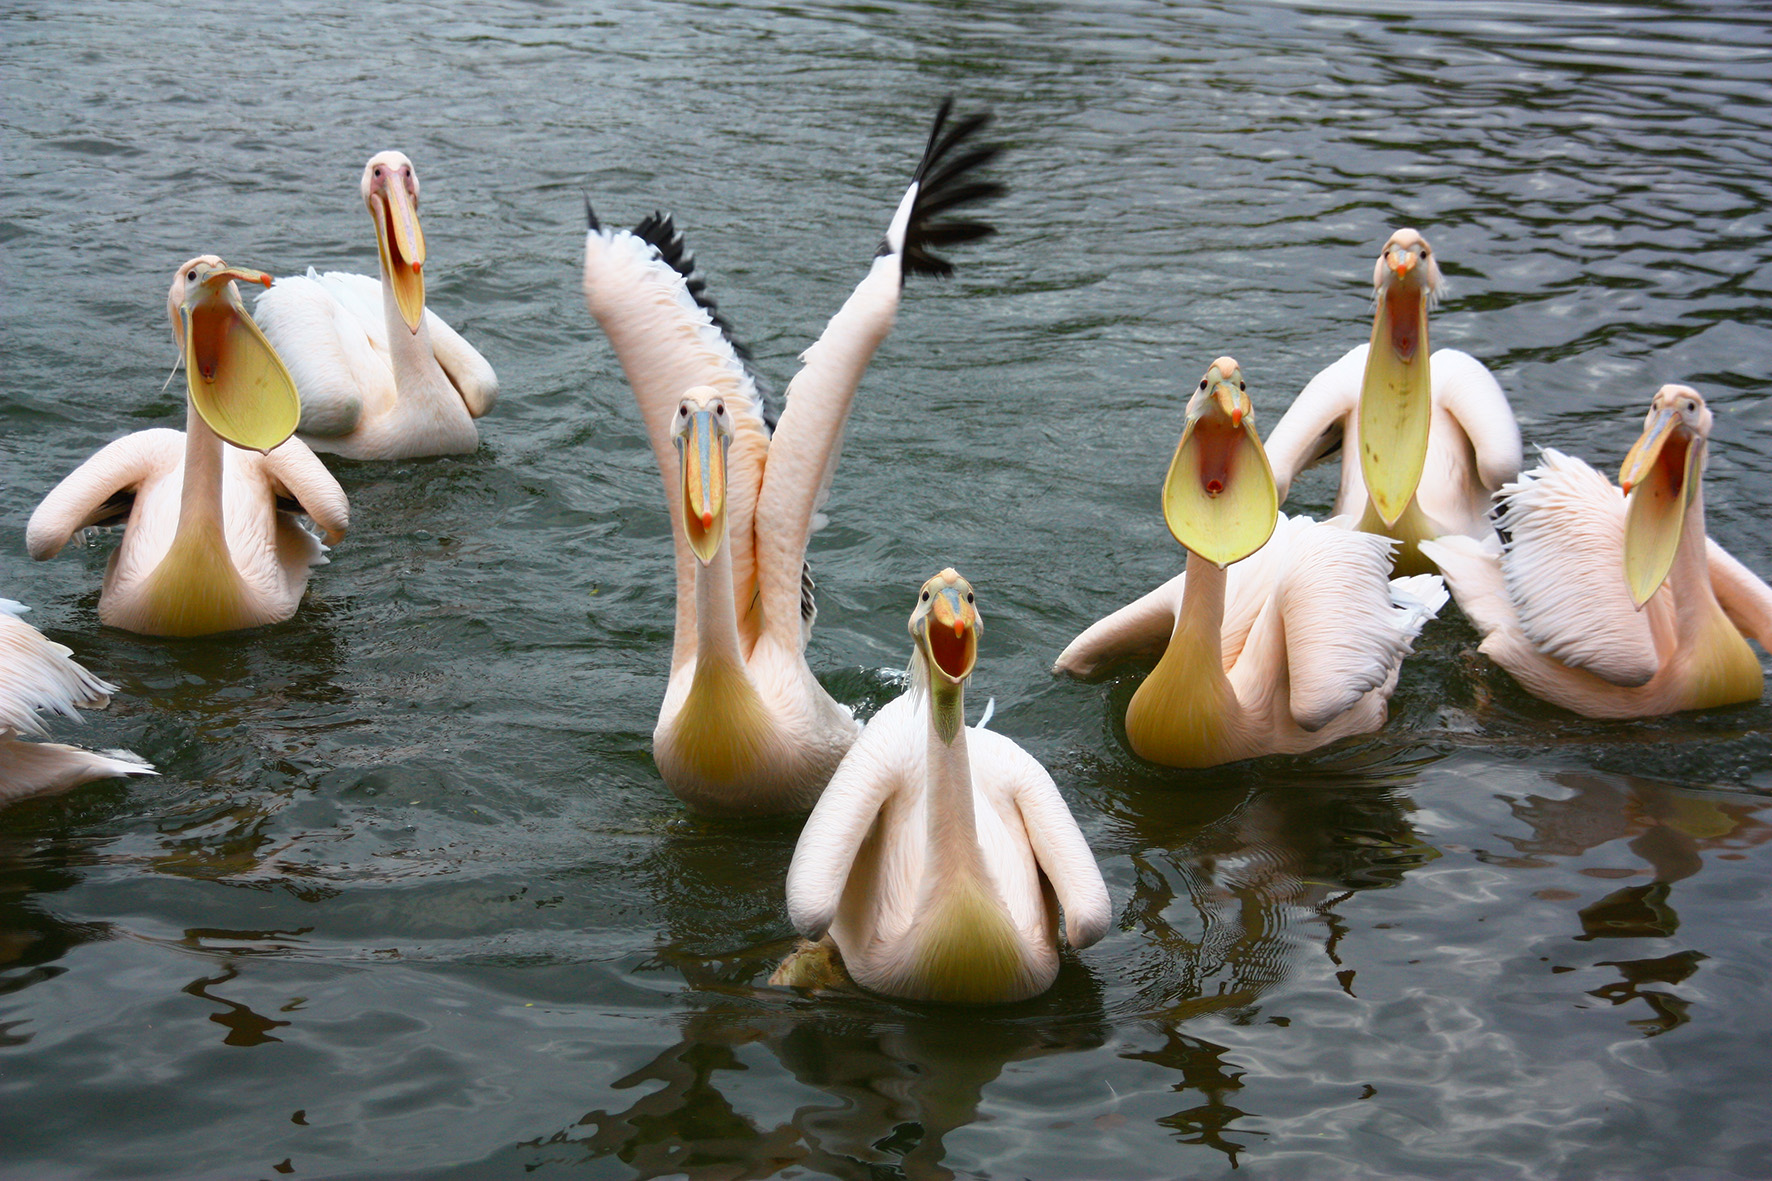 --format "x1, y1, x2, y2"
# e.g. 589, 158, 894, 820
883, 98, 1007, 283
